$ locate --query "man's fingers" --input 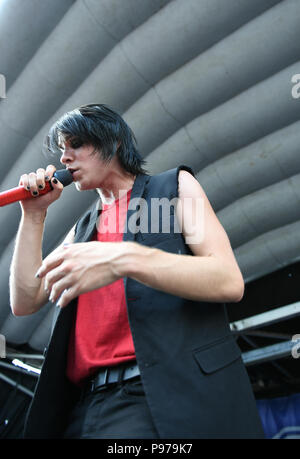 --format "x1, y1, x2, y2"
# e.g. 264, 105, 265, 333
45, 164, 56, 181
35, 168, 47, 190
44, 266, 68, 294
35, 255, 64, 278
19, 174, 29, 189
36, 244, 75, 278
48, 276, 73, 304
51, 175, 64, 190
28, 173, 39, 197
57, 286, 78, 308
